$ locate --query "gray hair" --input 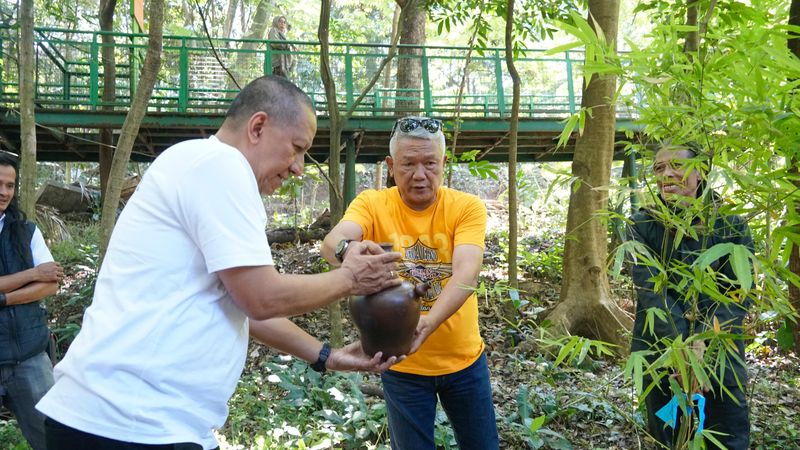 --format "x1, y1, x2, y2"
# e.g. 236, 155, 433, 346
388, 122, 446, 160
225, 75, 313, 128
